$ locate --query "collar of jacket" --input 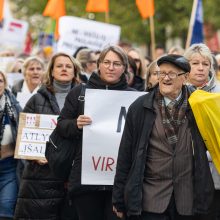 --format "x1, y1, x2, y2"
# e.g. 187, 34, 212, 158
87, 72, 128, 90
142, 85, 157, 110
